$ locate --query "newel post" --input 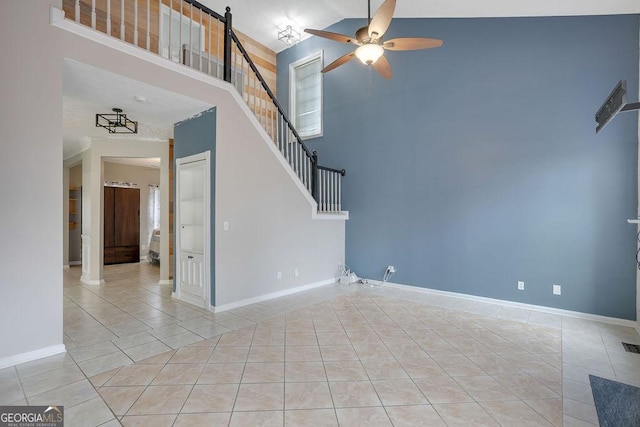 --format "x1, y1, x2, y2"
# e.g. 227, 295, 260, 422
311, 151, 319, 202
223, 6, 232, 83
